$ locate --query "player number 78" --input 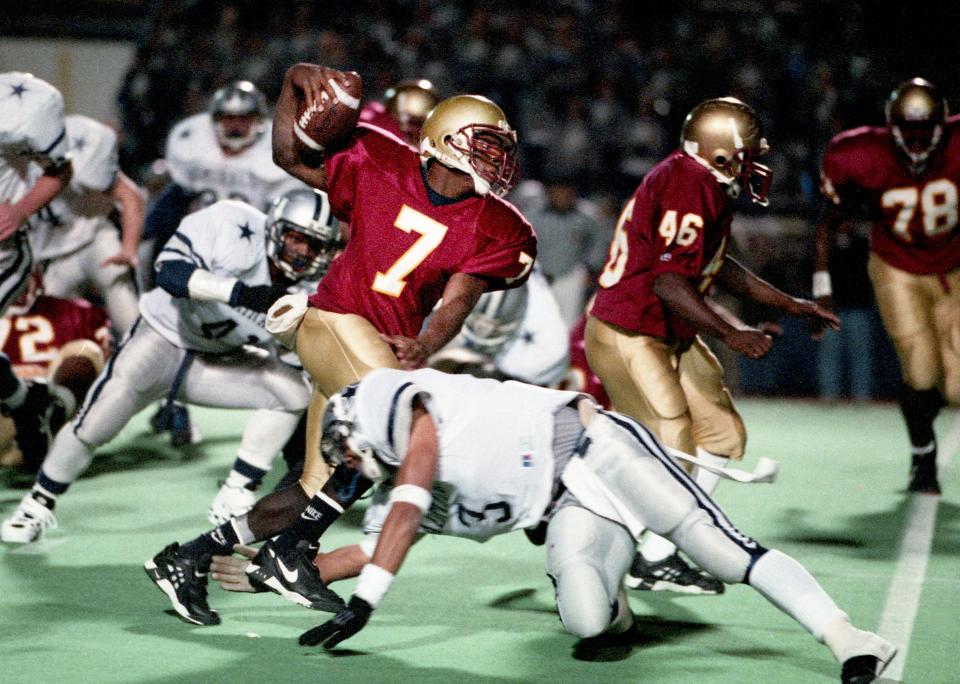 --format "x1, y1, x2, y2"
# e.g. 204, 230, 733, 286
881, 178, 958, 241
